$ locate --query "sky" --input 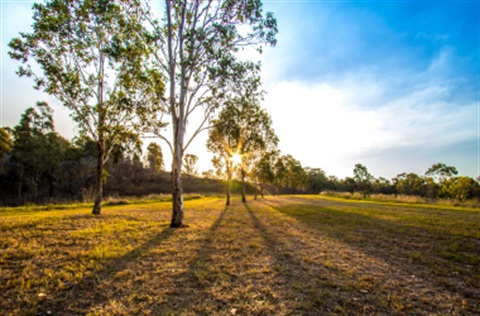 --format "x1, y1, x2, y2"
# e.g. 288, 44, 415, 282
1, 0, 479, 180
